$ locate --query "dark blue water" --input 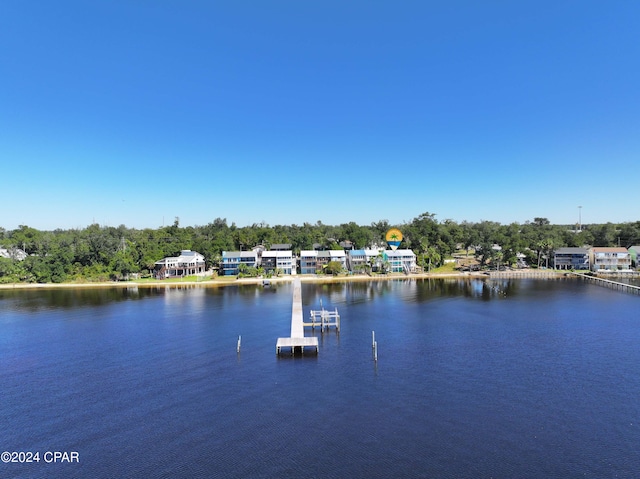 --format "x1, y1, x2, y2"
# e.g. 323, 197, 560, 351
1, 279, 639, 478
